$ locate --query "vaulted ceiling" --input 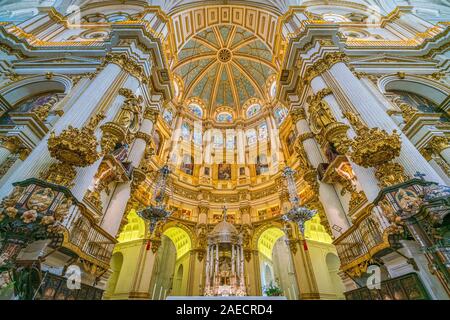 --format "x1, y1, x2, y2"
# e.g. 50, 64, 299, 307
173, 25, 277, 117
